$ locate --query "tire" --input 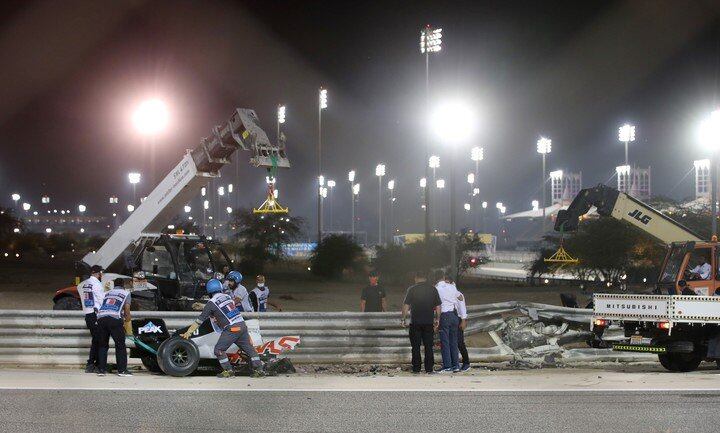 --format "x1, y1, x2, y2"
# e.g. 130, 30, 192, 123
141, 355, 162, 373
157, 337, 199, 377
658, 353, 703, 372
53, 296, 81, 311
